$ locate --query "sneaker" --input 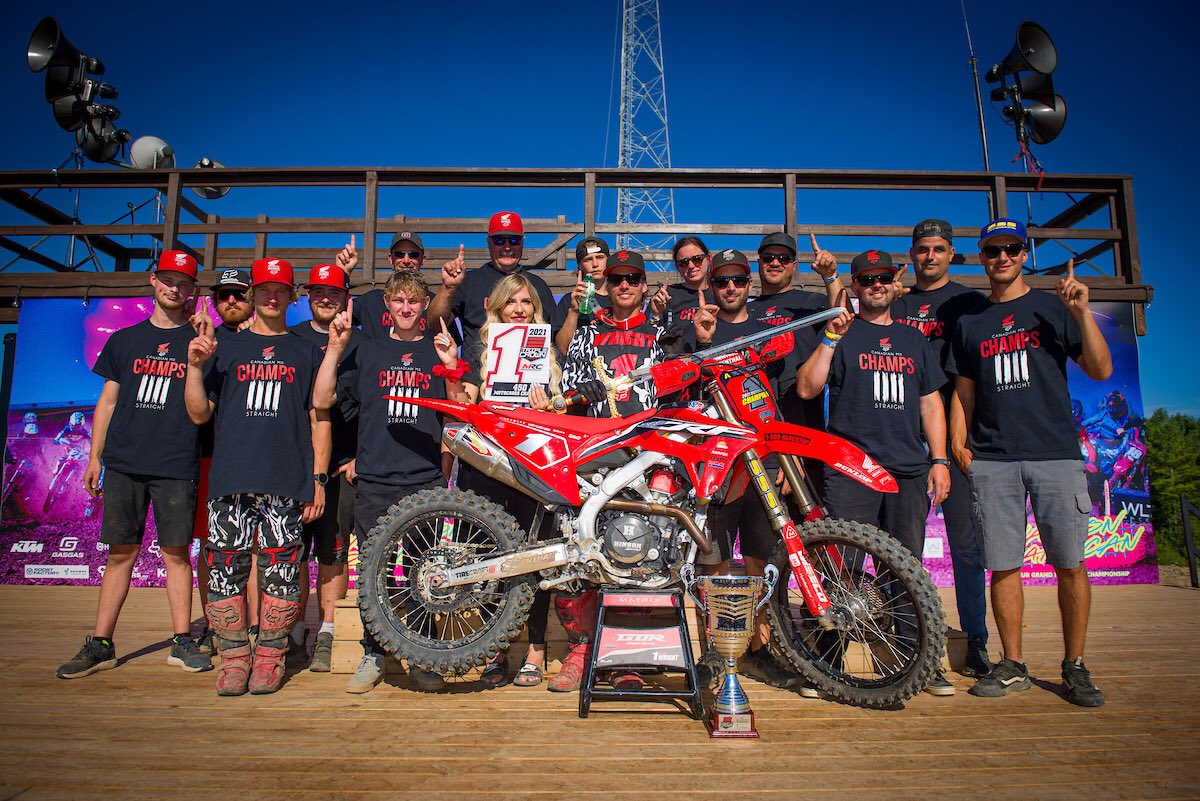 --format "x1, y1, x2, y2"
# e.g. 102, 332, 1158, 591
798, 682, 821, 699
410, 666, 446, 692
167, 636, 214, 673
56, 636, 117, 679
924, 670, 956, 696
963, 638, 992, 678
285, 632, 308, 669
969, 657, 1031, 697
741, 646, 799, 689
308, 632, 333, 673
1061, 658, 1105, 708
195, 627, 215, 656
695, 646, 724, 690
346, 654, 384, 694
